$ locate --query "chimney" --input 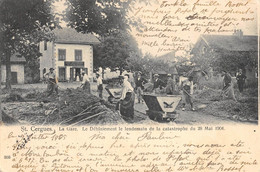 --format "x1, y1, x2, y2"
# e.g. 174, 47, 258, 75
233, 29, 243, 38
